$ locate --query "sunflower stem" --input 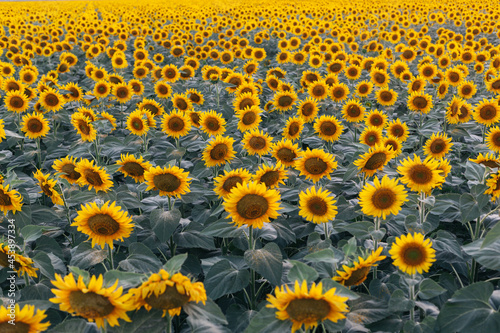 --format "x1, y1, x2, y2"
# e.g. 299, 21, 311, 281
419, 192, 426, 226
142, 134, 148, 153
409, 273, 415, 322
165, 313, 172, 333
248, 226, 257, 310
108, 245, 114, 270
36, 138, 42, 169
373, 217, 380, 279
323, 222, 329, 240
24, 273, 30, 286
